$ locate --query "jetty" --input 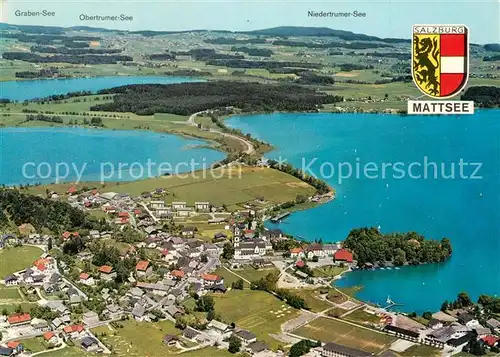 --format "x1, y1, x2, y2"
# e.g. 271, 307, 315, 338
383, 295, 403, 309
271, 212, 290, 223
